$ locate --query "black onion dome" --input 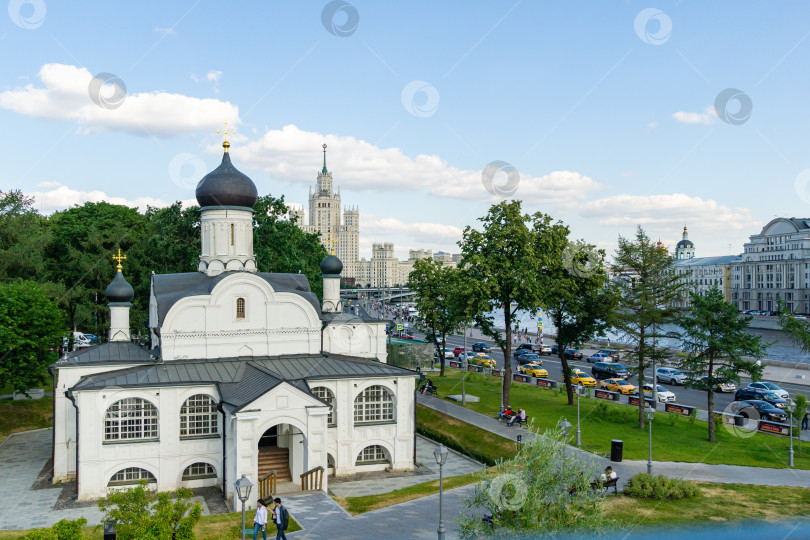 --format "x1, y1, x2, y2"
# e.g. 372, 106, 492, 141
195, 149, 258, 208
105, 271, 134, 303
320, 254, 343, 275
676, 239, 694, 248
